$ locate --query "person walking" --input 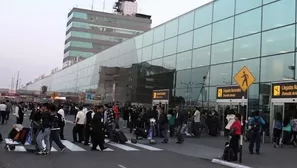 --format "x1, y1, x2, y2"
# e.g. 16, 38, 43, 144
0, 102, 7, 125
91, 105, 107, 151
84, 106, 95, 146
158, 107, 169, 143
72, 106, 85, 143
175, 105, 185, 144
57, 105, 66, 140
248, 110, 265, 155
36, 103, 51, 155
